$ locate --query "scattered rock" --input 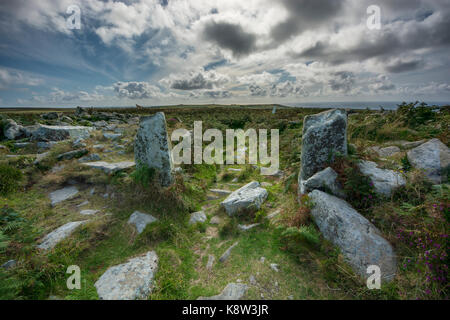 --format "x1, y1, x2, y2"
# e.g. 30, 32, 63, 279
221, 181, 268, 216
103, 133, 122, 140
95, 251, 158, 300
14, 142, 31, 148
303, 167, 346, 198
31, 125, 92, 141
266, 209, 281, 220
57, 149, 88, 161
261, 182, 272, 187
37, 221, 87, 250
298, 109, 347, 195
128, 211, 157, 234
210, 216, 221, 225
77, 200, 89, 208
189, 211, 207, 225
358, 160, 406, 197
83, 161, 135, 174
135, 112, 174, 187
93, 120, 108, 128
37, 141, 59, 150
80, 209, 99, 215
270, 264, 279, 272
3, 119, 24, 140
407, 138, 450, 184
206, 255, 215, 270
238, 223, 260, 231
72, 137, 86, 148
260, 257, 265, 263
49, 186, 79, 206
197, 283, 248, 300
308, 190, 396, 281
227, 168, 242, 172
78, 153, 101, 163
249, 275, 257, 286
219, 241, 239, 263
369, 146, 401, 158
209, 188, 232, 196
1, 259, 17, 270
